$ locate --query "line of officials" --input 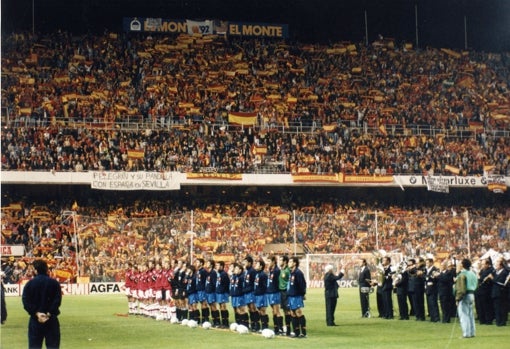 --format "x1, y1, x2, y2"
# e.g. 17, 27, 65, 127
353, 255, 509, 326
